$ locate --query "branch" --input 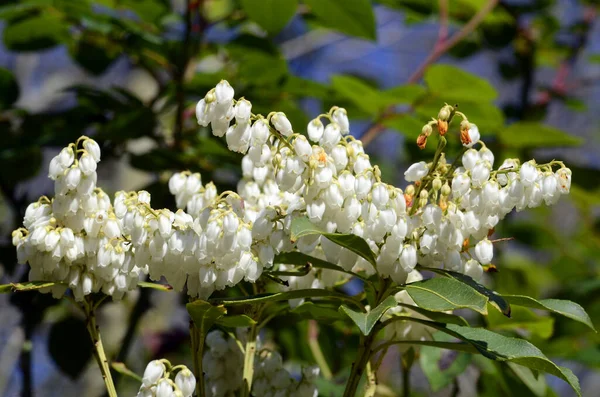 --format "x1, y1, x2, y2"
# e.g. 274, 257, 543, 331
361, 0, 499, 147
